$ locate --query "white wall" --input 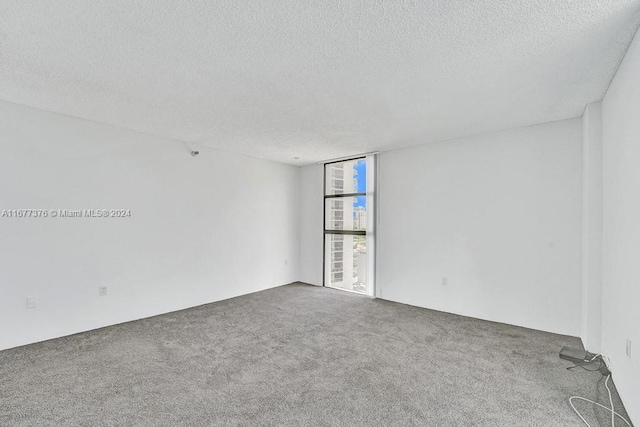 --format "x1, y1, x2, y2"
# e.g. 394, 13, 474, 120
298, 164, 324, 286
601, 25, 640, 423
580, 102, 603, 354
0, 101, 299, 351
377, 119, 583, 336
